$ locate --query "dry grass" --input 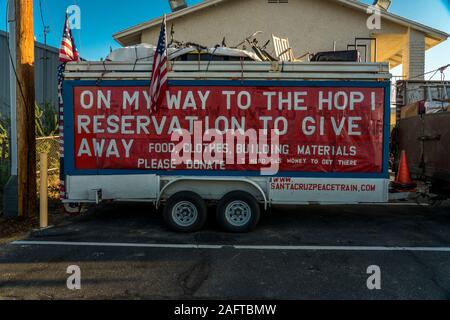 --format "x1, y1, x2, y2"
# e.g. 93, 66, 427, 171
0, 216, 40, 244
0, 200, 66, 244
0, 136, 64, 243
1, 173, 66, 244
